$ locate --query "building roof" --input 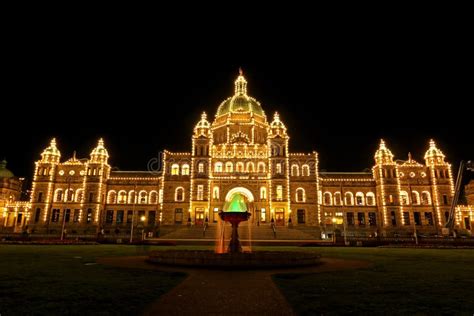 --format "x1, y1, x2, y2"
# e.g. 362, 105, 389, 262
0, 160, 14, 178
